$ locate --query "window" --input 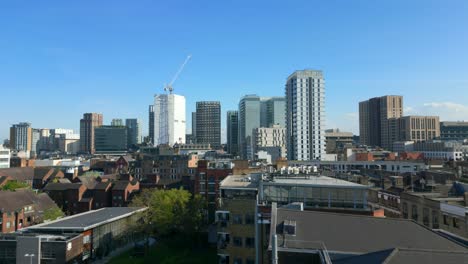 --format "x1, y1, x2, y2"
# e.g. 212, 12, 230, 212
443, 215, 449, 225
234, 258, 243, 264
233, 214, 243, 224
453, 218, 460, 229
246, 259, 255, 264
402, 203, 408, 219
411, 205, 418, 221
423, 208, 429, 226
245, 214, 254, 225
6, 221, 10, 229
233, 237, 243, 247
432, 211, 439, 229
245, 237, 255, 248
